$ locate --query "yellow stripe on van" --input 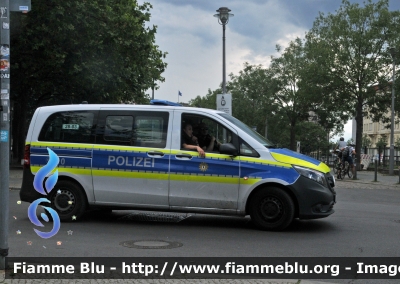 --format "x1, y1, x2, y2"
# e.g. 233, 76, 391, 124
240, 156, 292, 168
270, 153, 330, 173
93, 145, 163, 153
30, 166, 91, 176
169, 174, 238, 183
30, 142, 93, 149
